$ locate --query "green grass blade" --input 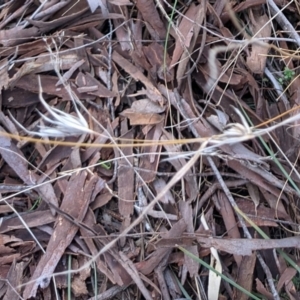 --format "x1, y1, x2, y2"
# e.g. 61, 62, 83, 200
177, 245, 261, 300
